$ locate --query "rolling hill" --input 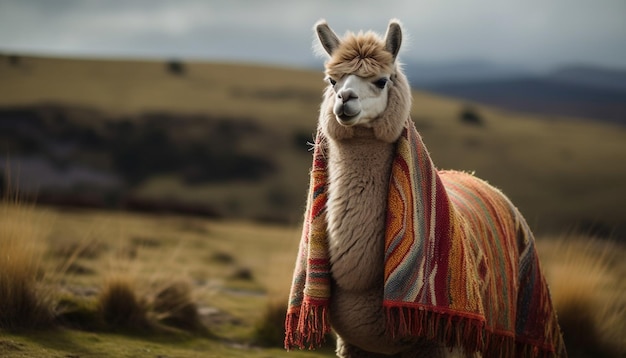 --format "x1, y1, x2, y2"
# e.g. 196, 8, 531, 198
414, 64, 626, 124
1, 53, 625, 239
